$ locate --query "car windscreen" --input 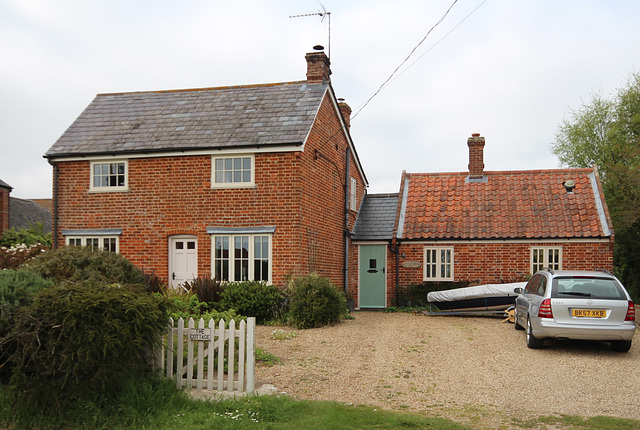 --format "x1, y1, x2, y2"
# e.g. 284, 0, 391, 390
551, 277, 627, 300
